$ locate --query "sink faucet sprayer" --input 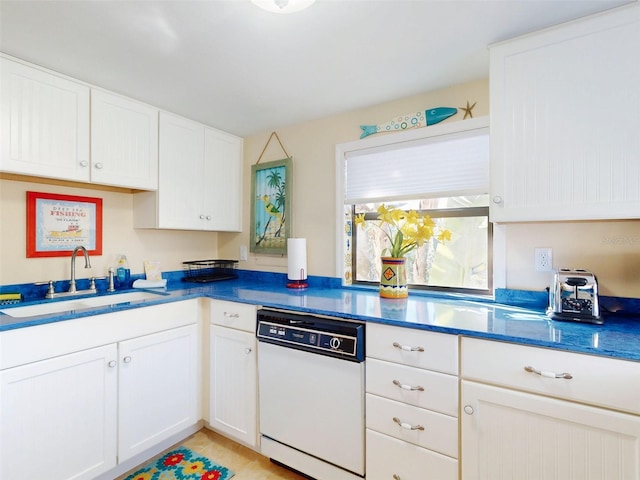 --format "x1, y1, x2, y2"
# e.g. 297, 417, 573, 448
69, 245, 91, 294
